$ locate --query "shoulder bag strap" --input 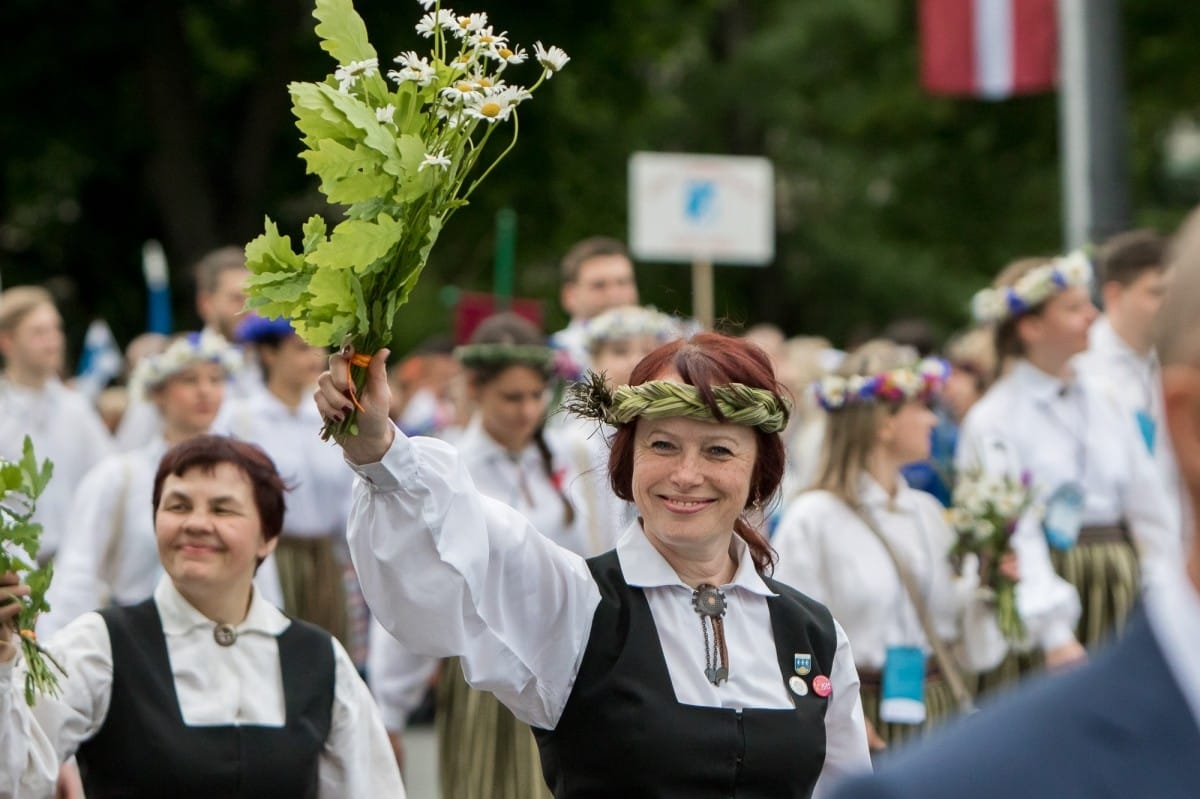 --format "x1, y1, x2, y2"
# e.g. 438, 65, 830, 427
850, 502, 976, 714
